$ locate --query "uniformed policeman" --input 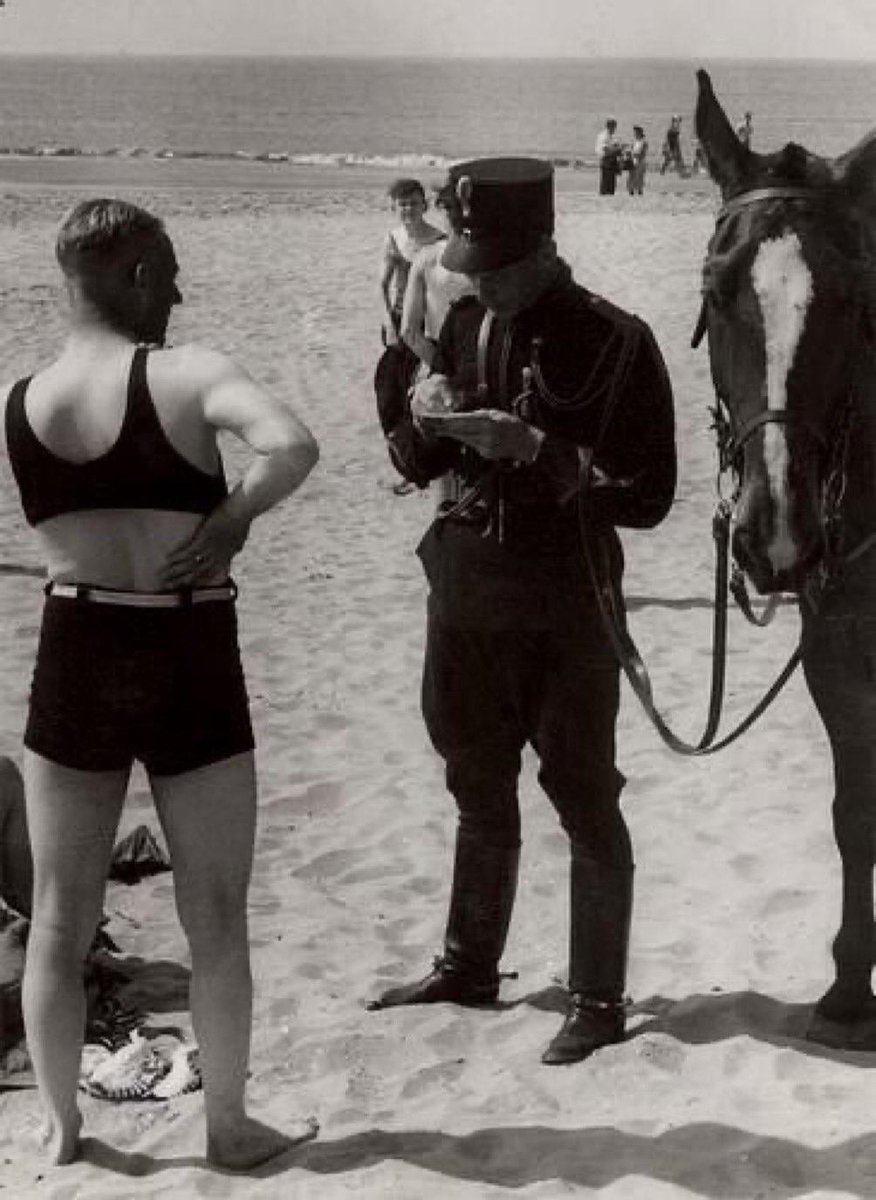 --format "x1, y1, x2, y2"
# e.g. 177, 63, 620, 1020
369, 157, 677, 1064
